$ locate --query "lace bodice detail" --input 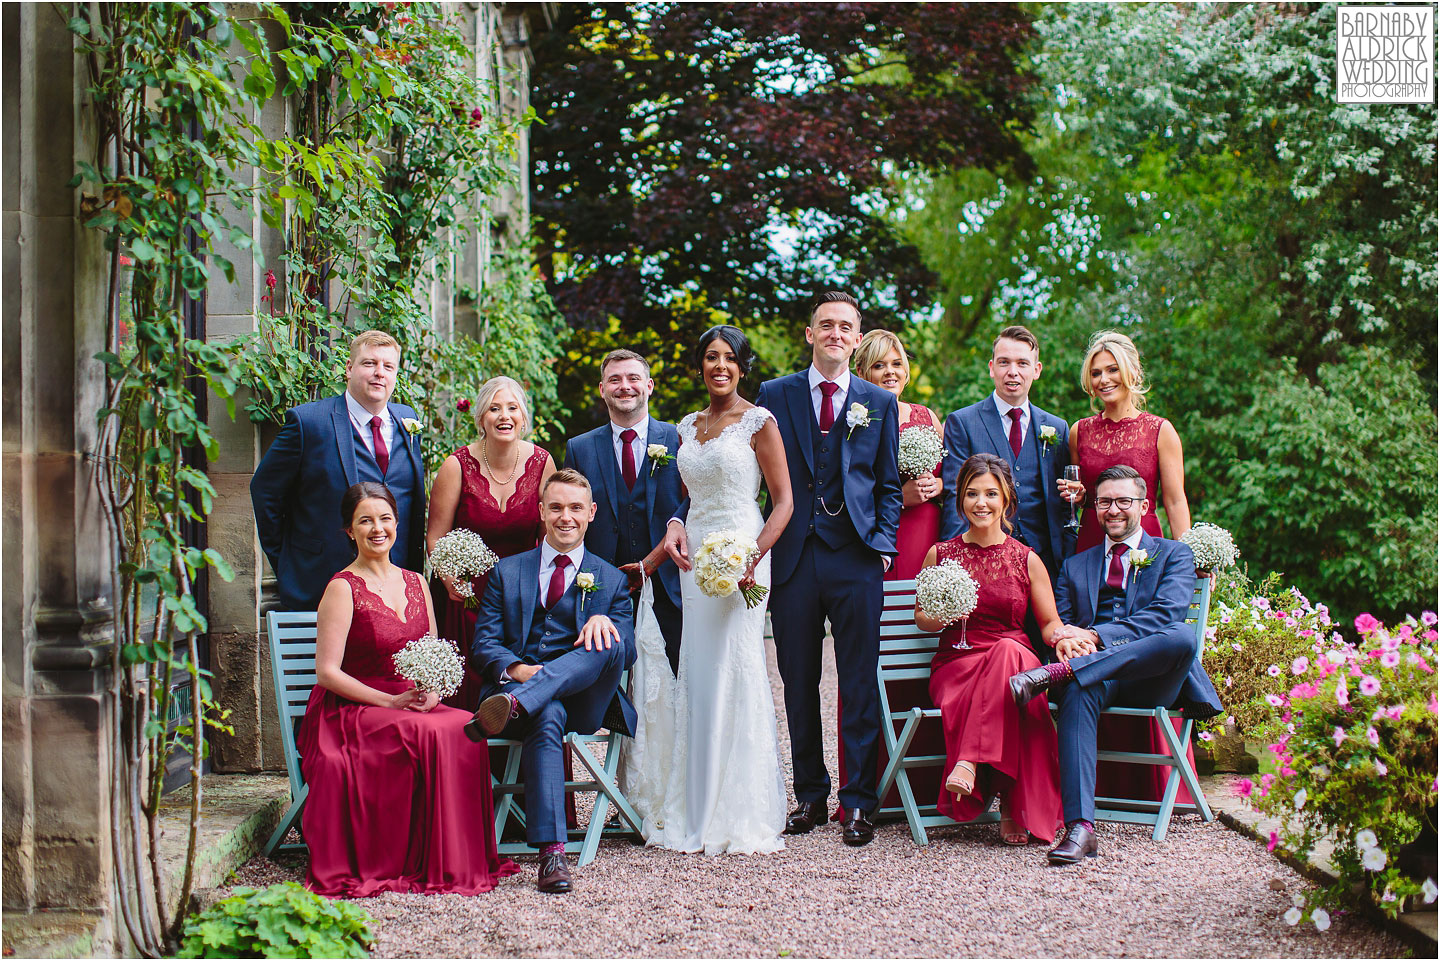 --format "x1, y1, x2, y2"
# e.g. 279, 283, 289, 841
933, 536, 1032, 643
902, 403, 938, 431
333, 569, 429, 683
677, 407, 773, 540
1075, 412, 1164, 550
451, 445, 546, 559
